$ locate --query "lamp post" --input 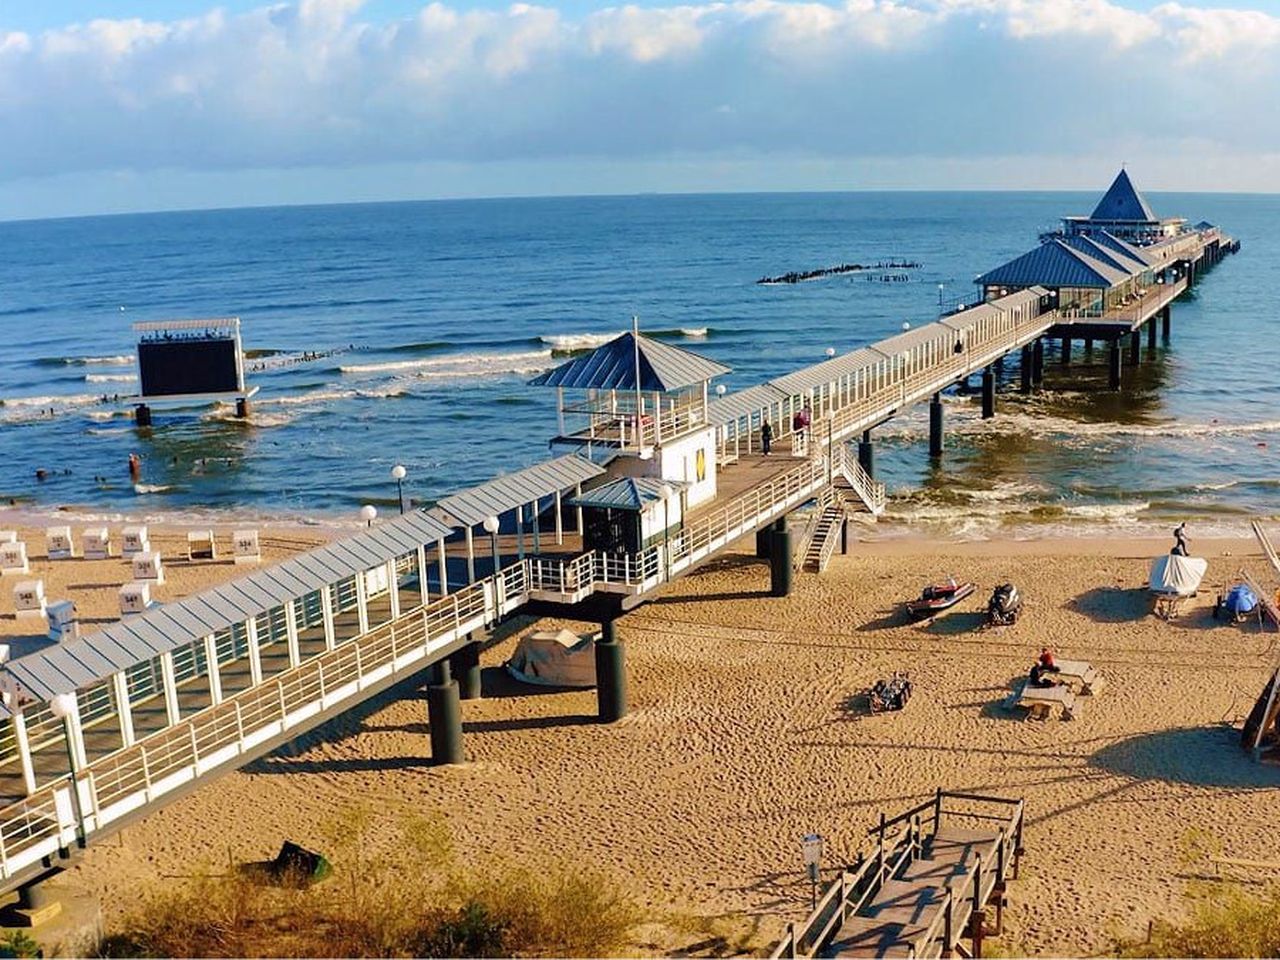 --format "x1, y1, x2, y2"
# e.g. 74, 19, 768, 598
49, 692, 86, 849
390, 464, 407, 514
360, 504, 377, 528
483, 515, 500, 576
659, 483, 674, 582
